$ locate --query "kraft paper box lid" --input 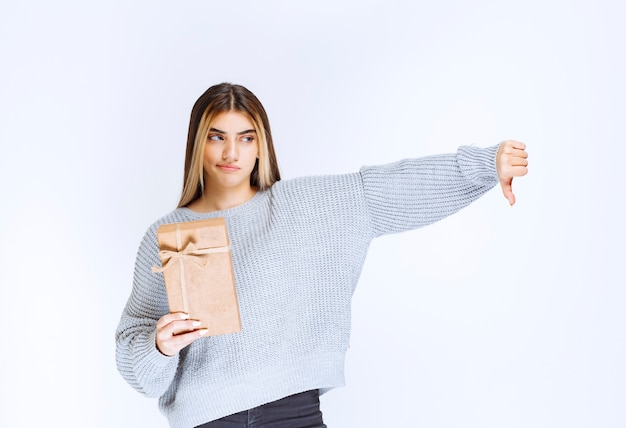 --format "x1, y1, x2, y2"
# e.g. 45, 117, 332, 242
153, 218, 241, 336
